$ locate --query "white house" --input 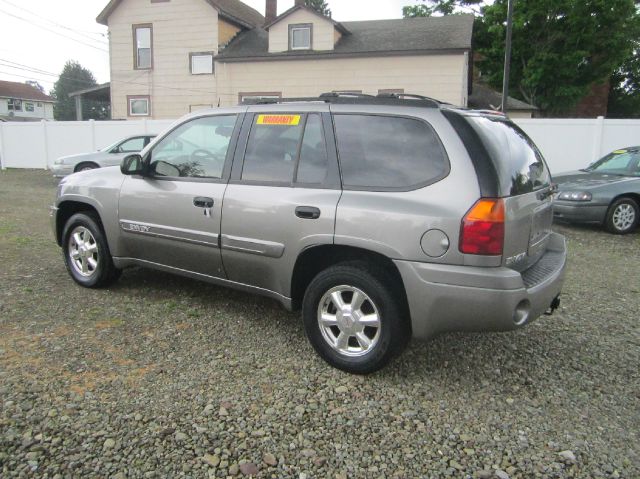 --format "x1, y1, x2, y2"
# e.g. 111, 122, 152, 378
0, 80, 54, 121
